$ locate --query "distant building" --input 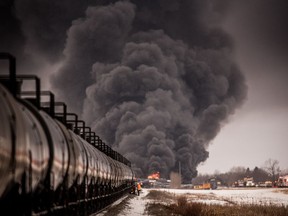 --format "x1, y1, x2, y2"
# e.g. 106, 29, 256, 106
235, 180, 245, 187
278, 175, 288, 187
244, 177, 255, 187
233, 177, 256, 187
264, 181, 273, 187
